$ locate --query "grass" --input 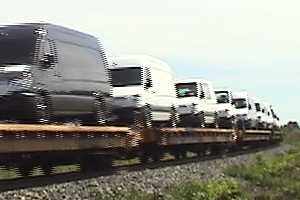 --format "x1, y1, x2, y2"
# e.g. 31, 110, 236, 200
96, 178, 247, 200
96, 128, 300, 200
224, 128, 300, 199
